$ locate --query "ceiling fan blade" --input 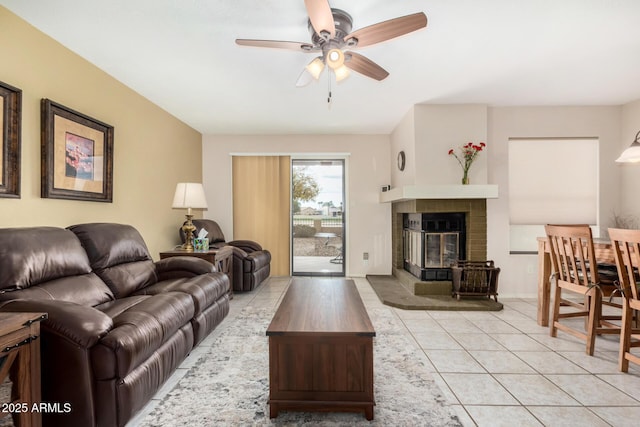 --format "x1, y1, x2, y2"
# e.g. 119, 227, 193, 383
236, 39, 315, 52
304, 0, 335, 38
344, 12, 427, 48
344, 52, 389, 81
